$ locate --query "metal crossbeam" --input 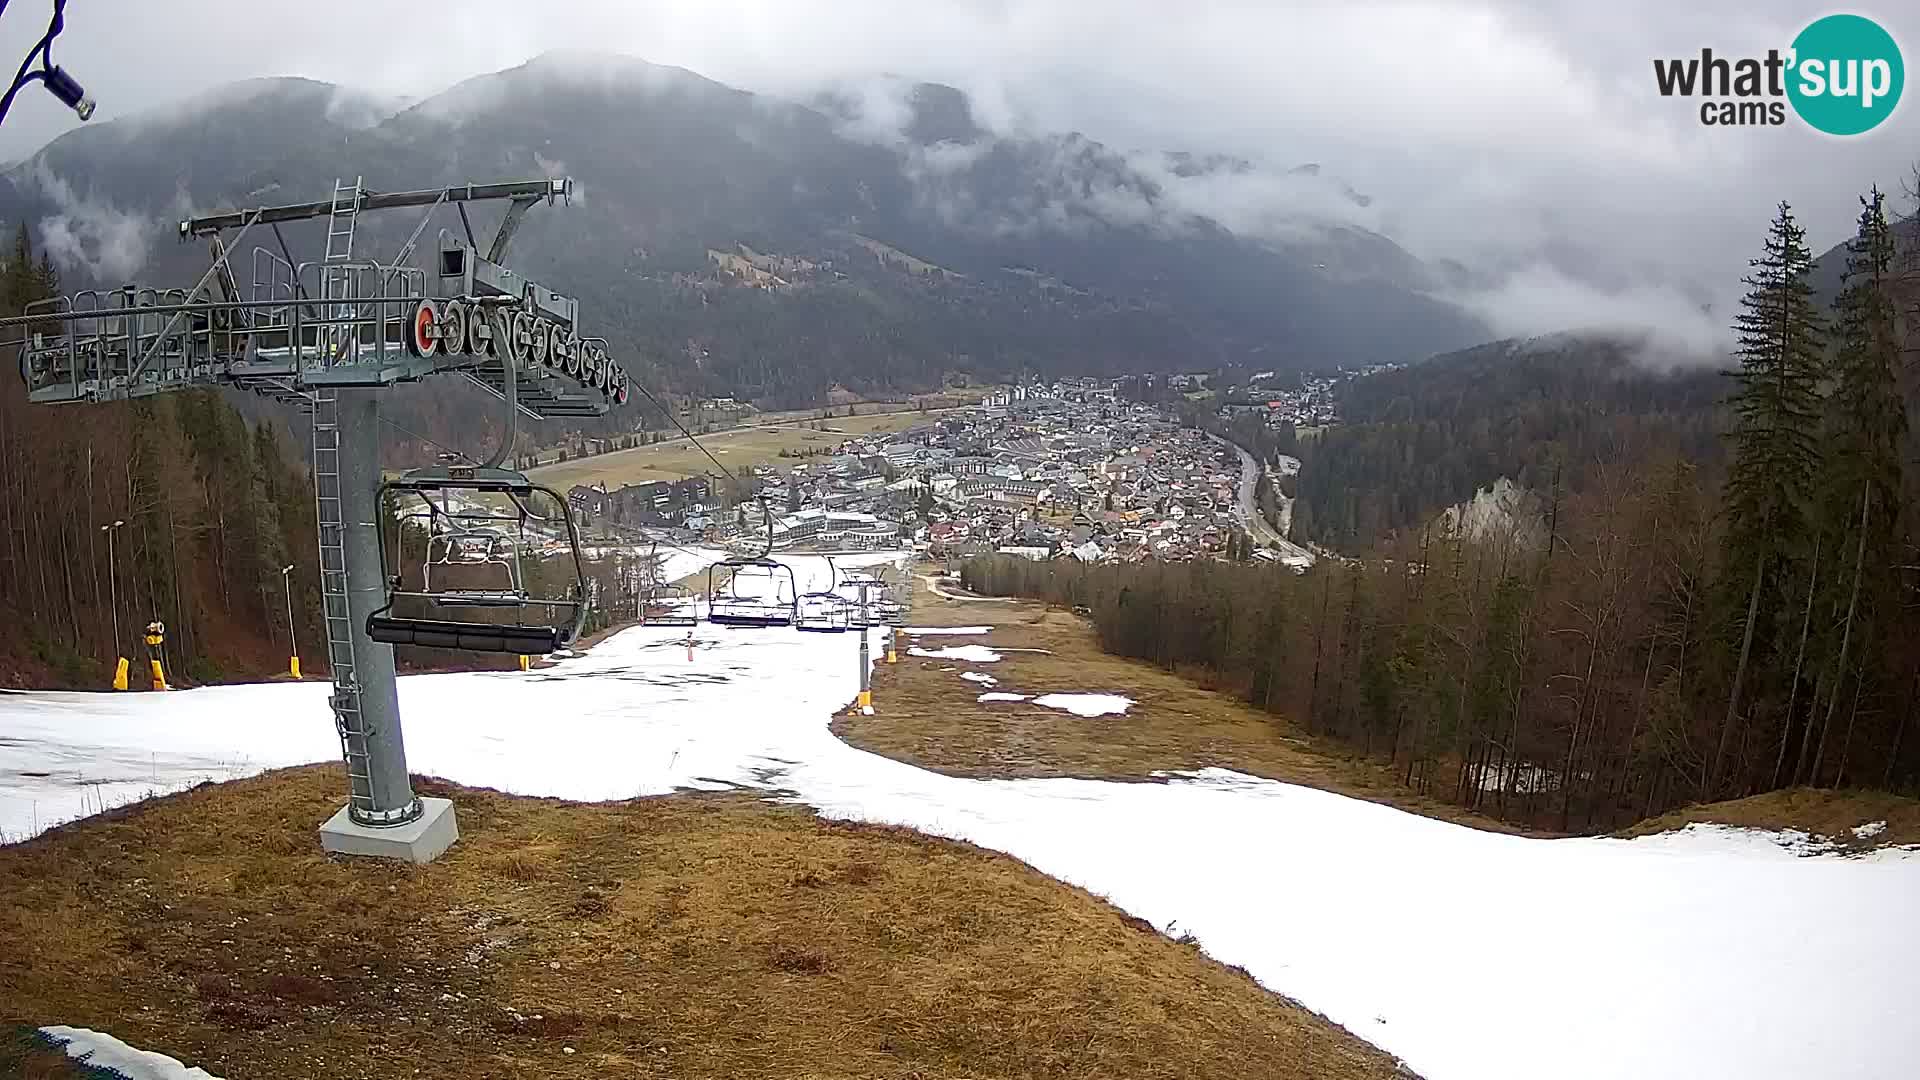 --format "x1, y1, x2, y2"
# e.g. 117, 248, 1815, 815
181, 179, 570, 237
